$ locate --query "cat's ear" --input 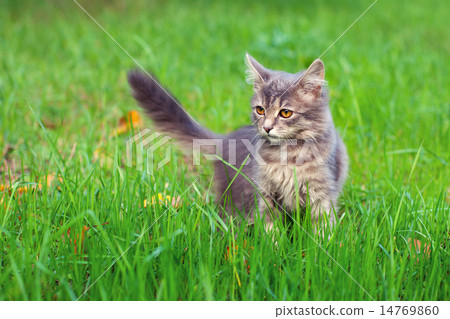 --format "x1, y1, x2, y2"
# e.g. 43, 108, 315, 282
245, 53, 270, 89
295, 59, 325, 98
